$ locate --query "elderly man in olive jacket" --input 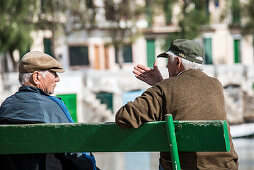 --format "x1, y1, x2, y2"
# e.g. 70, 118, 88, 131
115, 39, 238, 170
